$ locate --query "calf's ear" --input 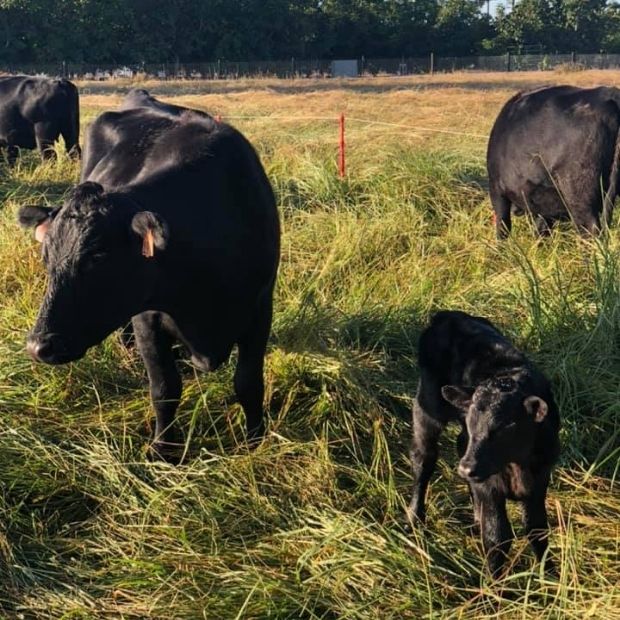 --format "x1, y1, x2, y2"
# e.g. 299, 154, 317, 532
131, 211, 169, 258
441, 385, 474, 409
523, 396, 548, 423
18, 205, 57, 242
